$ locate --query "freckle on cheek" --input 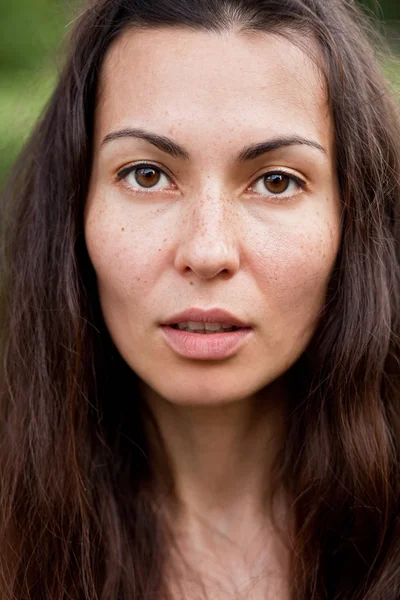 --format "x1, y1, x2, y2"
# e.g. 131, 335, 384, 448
121, 228, 125, 232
